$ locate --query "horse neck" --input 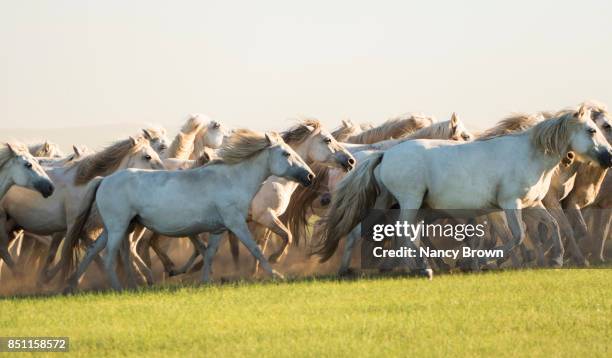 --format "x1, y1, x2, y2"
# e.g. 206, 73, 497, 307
575, 163, 608, 192
212, 150, 273, 198
289, 138, 313, 163
0, 167, 14, 198
524, 131, 565, 175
